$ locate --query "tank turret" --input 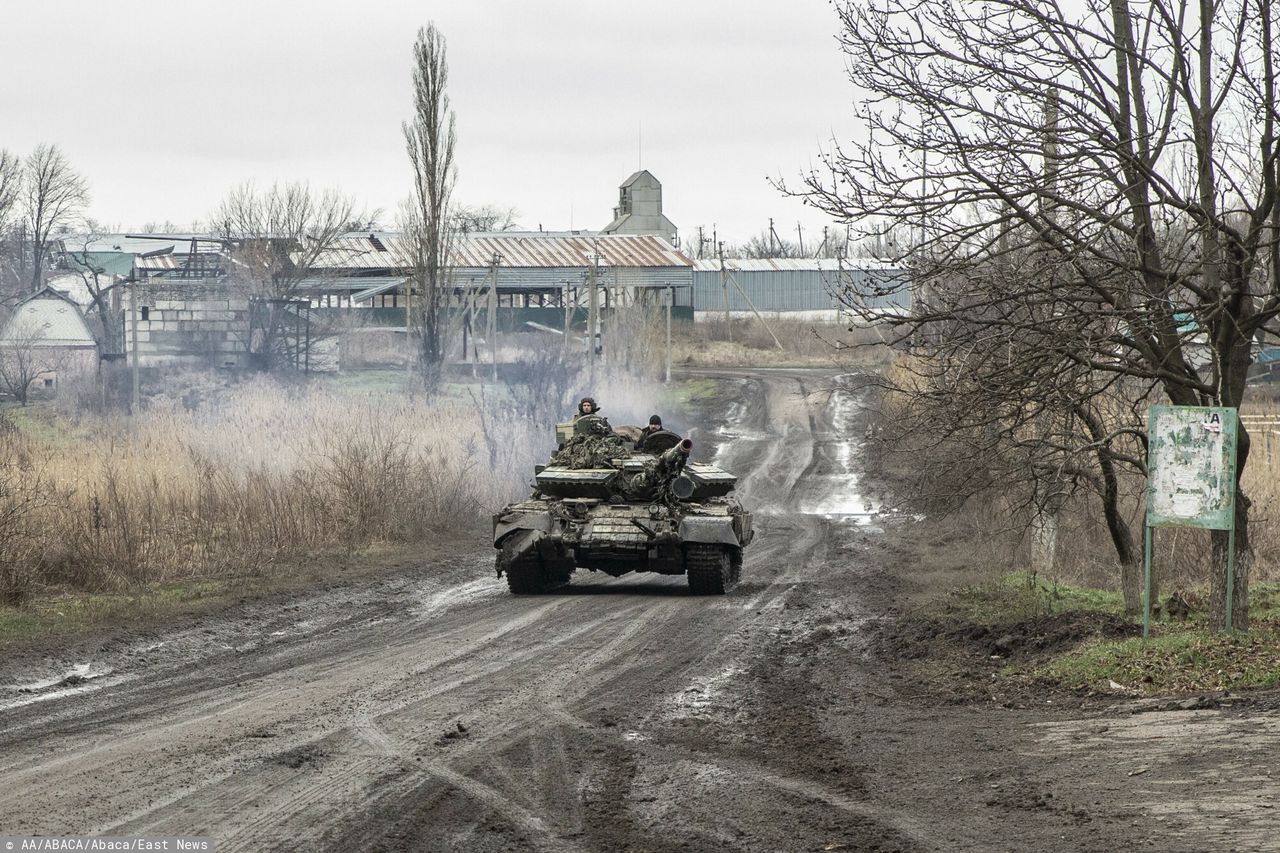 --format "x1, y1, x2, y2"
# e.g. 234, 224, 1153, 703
492, 422, 753, 595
